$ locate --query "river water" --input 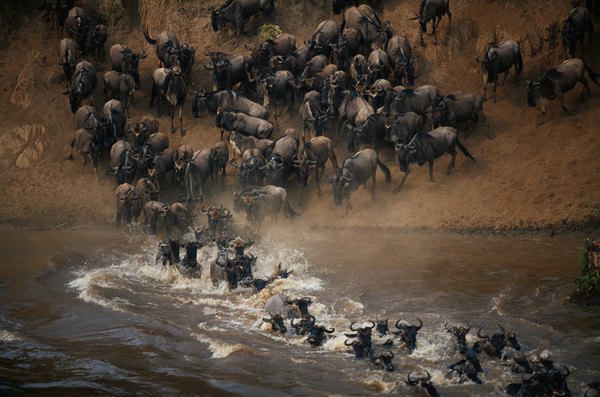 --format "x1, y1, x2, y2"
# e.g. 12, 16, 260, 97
1, 227, 598, 396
